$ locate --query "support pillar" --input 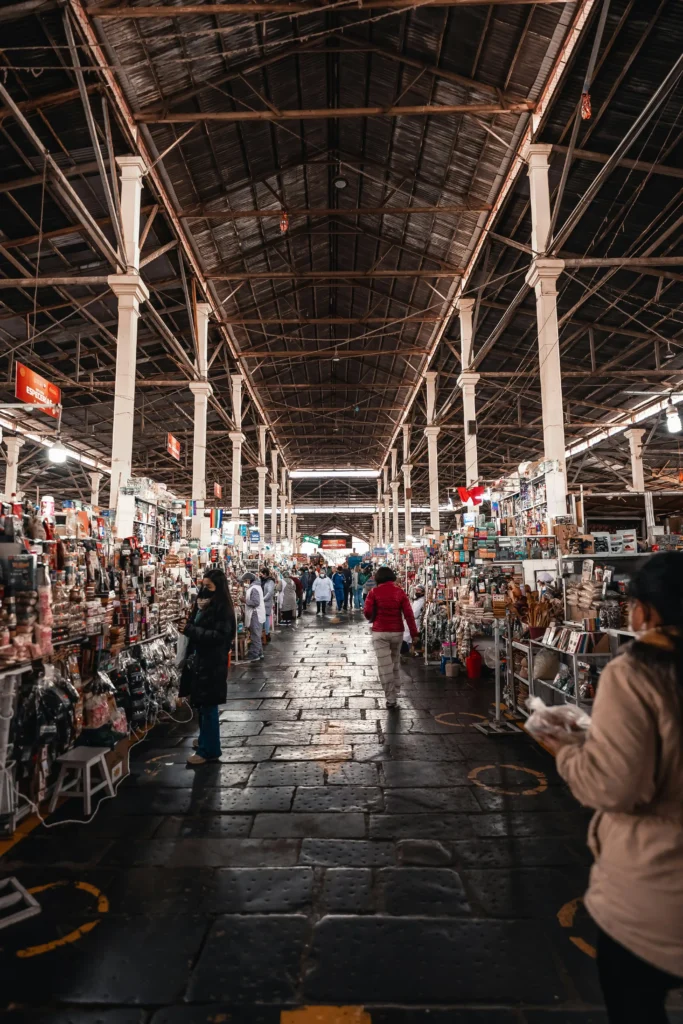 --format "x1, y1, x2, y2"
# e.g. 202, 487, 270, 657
280, 466, 287, 549
189, 301, 212, 544
372, 513, 379, 551
292, 513, 298, 552
376, 481, 383, 546
257, 424, 267, 553
382, 466, 390, 545
90, 471, 102, 508
108, 156, 148, 528
625, 427, 646, 491
424, 370, 440, 534
391, 480, 400, 548
270, 448, 279, 547
526, 144, 567, 521
457, 297, 479, 487
402, 424, 412, 543
229, 373, 244, 549
4, 436, 24, 498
